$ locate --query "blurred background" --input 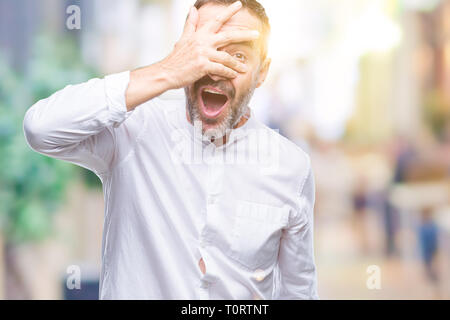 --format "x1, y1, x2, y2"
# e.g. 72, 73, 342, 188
0, 0, 449, 299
